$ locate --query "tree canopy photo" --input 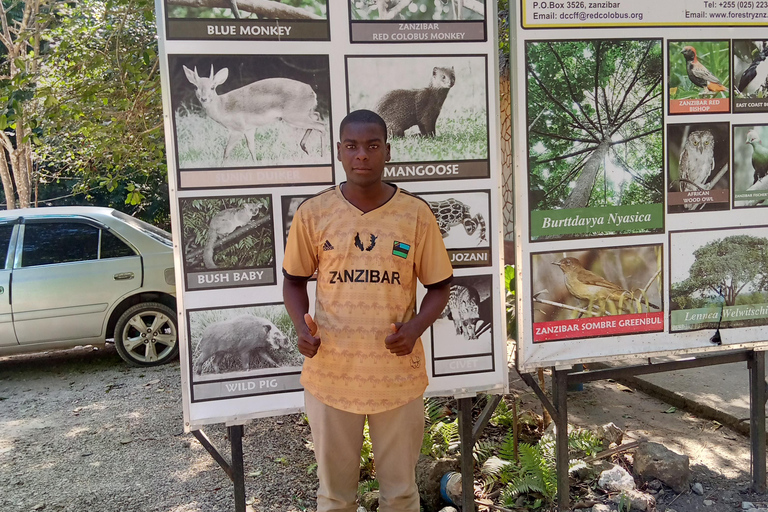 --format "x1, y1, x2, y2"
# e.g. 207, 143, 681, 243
526, 39, 663, 215
671, 234, 768, 310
